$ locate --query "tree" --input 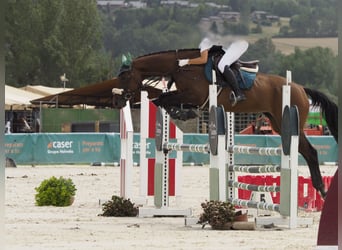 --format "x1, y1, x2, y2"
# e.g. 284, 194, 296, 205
277, 47, 337, 93
5, 0, 107, 87
271, 0, 300, 17
142, 0, 161, 8
5, 1, 42, 86
242, 38, 282, 73
285, 0, 337, 37
57, 0, 104, 87
102, 7, 202, 73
